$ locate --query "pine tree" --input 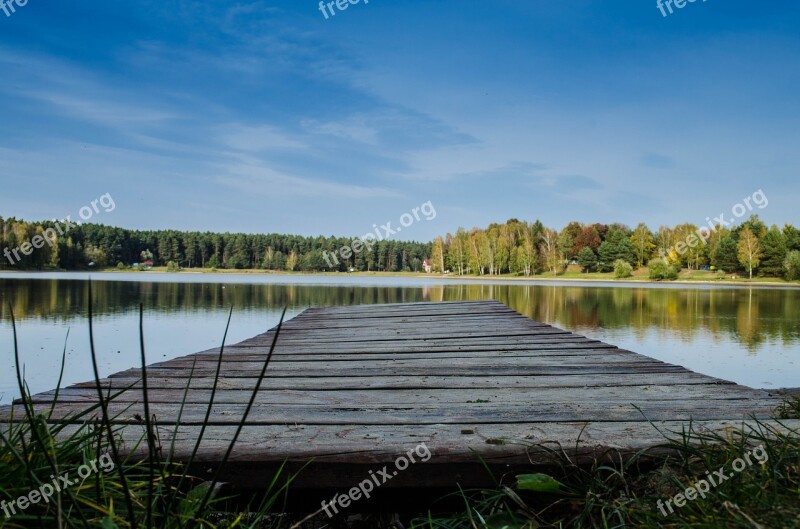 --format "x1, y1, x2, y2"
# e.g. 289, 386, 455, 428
597, 229, 635, 271
713, 235, 739, 273
577, 247, 598, 272
759, 226, 787, 277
